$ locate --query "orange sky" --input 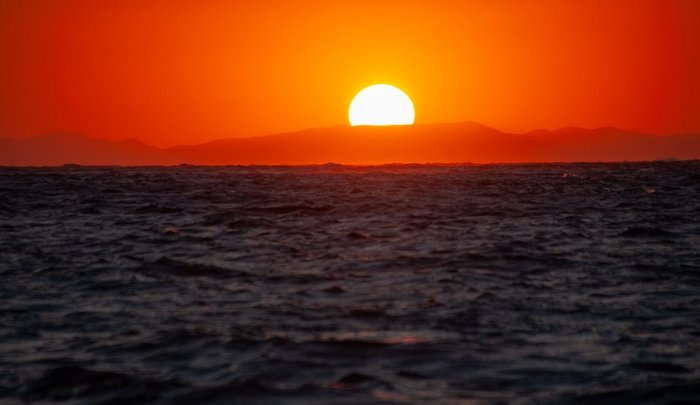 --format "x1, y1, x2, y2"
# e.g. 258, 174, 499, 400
1, 0, 699, 147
